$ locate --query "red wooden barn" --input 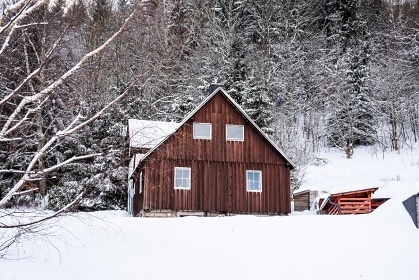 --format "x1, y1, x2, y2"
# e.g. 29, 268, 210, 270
127, 87, 295, 217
